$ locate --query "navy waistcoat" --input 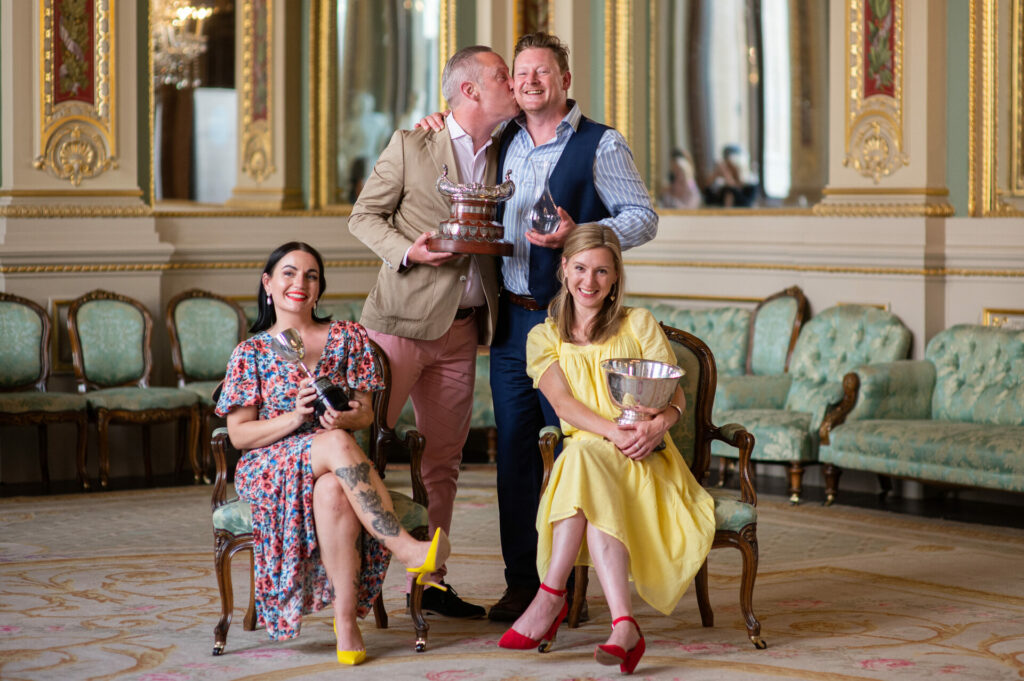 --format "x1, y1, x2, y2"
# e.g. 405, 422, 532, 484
496, 117, 612, 307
